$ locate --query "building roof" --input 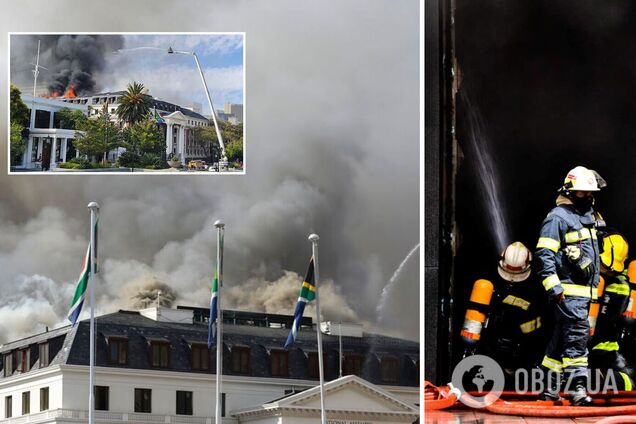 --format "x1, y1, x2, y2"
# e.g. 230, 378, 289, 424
0, 308, 419, 387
